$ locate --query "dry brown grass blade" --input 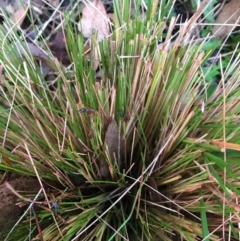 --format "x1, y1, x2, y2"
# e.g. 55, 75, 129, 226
211, 140, 240, 151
